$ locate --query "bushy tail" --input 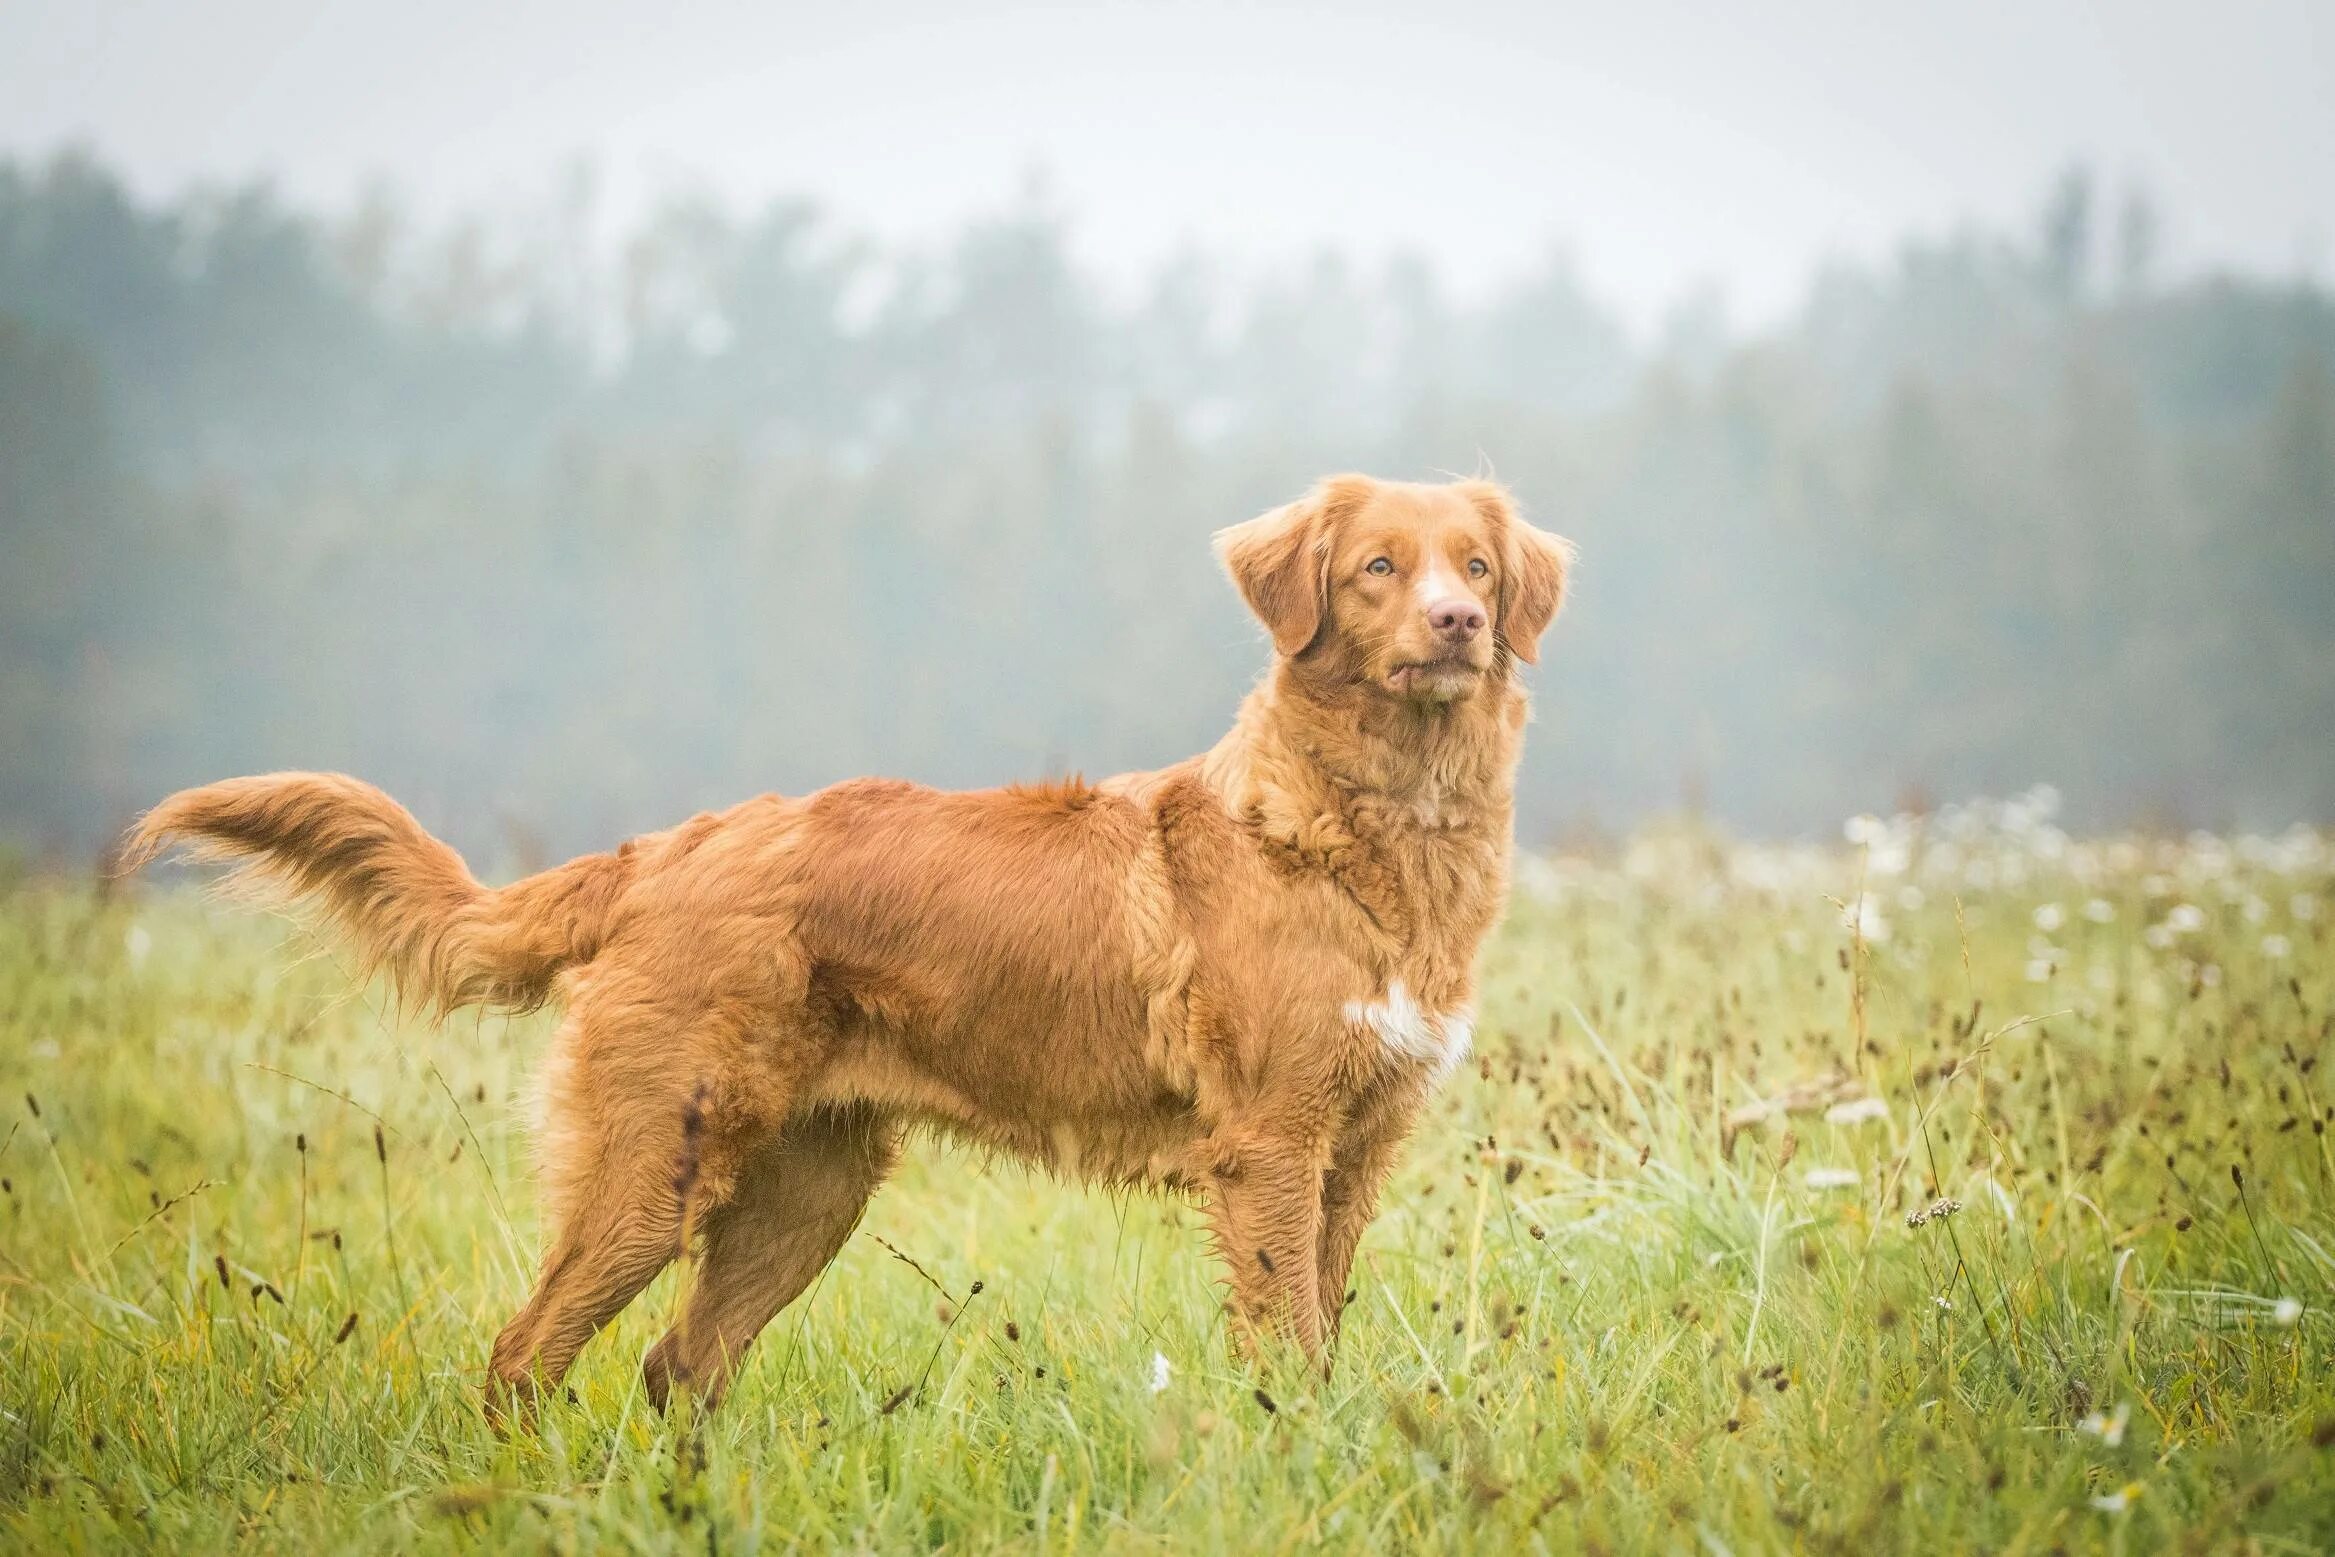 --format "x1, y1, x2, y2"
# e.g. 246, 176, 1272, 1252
123, 772, 627, 1016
